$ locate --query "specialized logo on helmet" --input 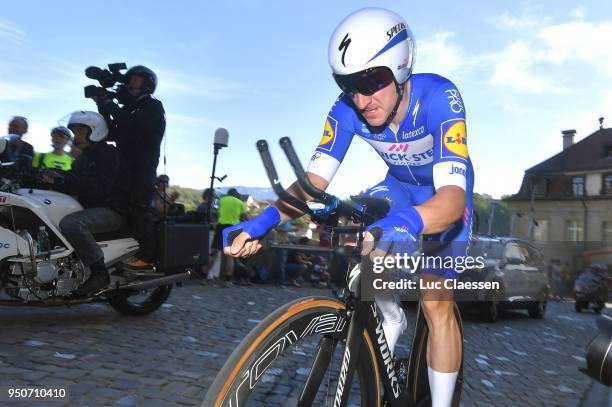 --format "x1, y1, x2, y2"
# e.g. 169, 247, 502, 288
318, 116, 338, 151
441, 119, 468, 160
387, 22, 406, 40
338, 33, 351, 67
368, 23, 408, 63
